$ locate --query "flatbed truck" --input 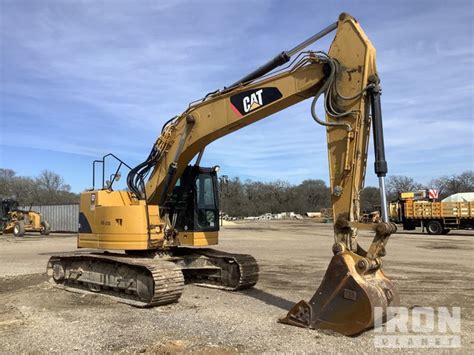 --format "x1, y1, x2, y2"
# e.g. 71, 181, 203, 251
390, 192, 474, 234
